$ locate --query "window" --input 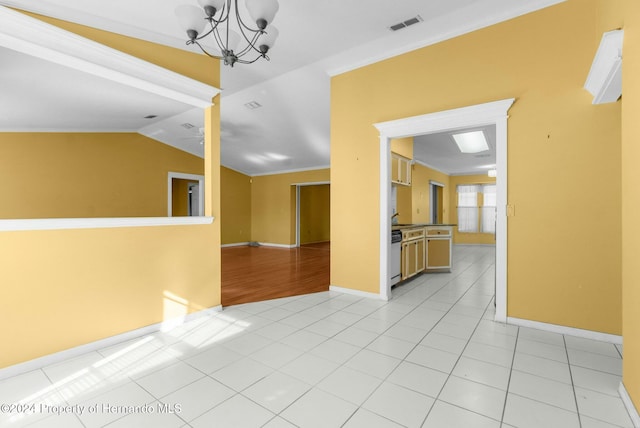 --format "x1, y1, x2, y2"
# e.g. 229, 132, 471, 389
456, 184, 496, 234
457, 185, 479, 232
481, 184, 496, 234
